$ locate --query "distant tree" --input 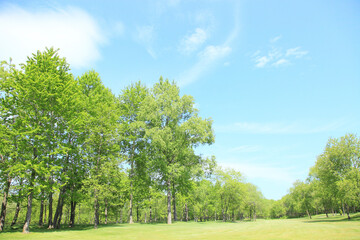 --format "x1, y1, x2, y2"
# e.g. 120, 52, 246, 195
290, 180, 314, 219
